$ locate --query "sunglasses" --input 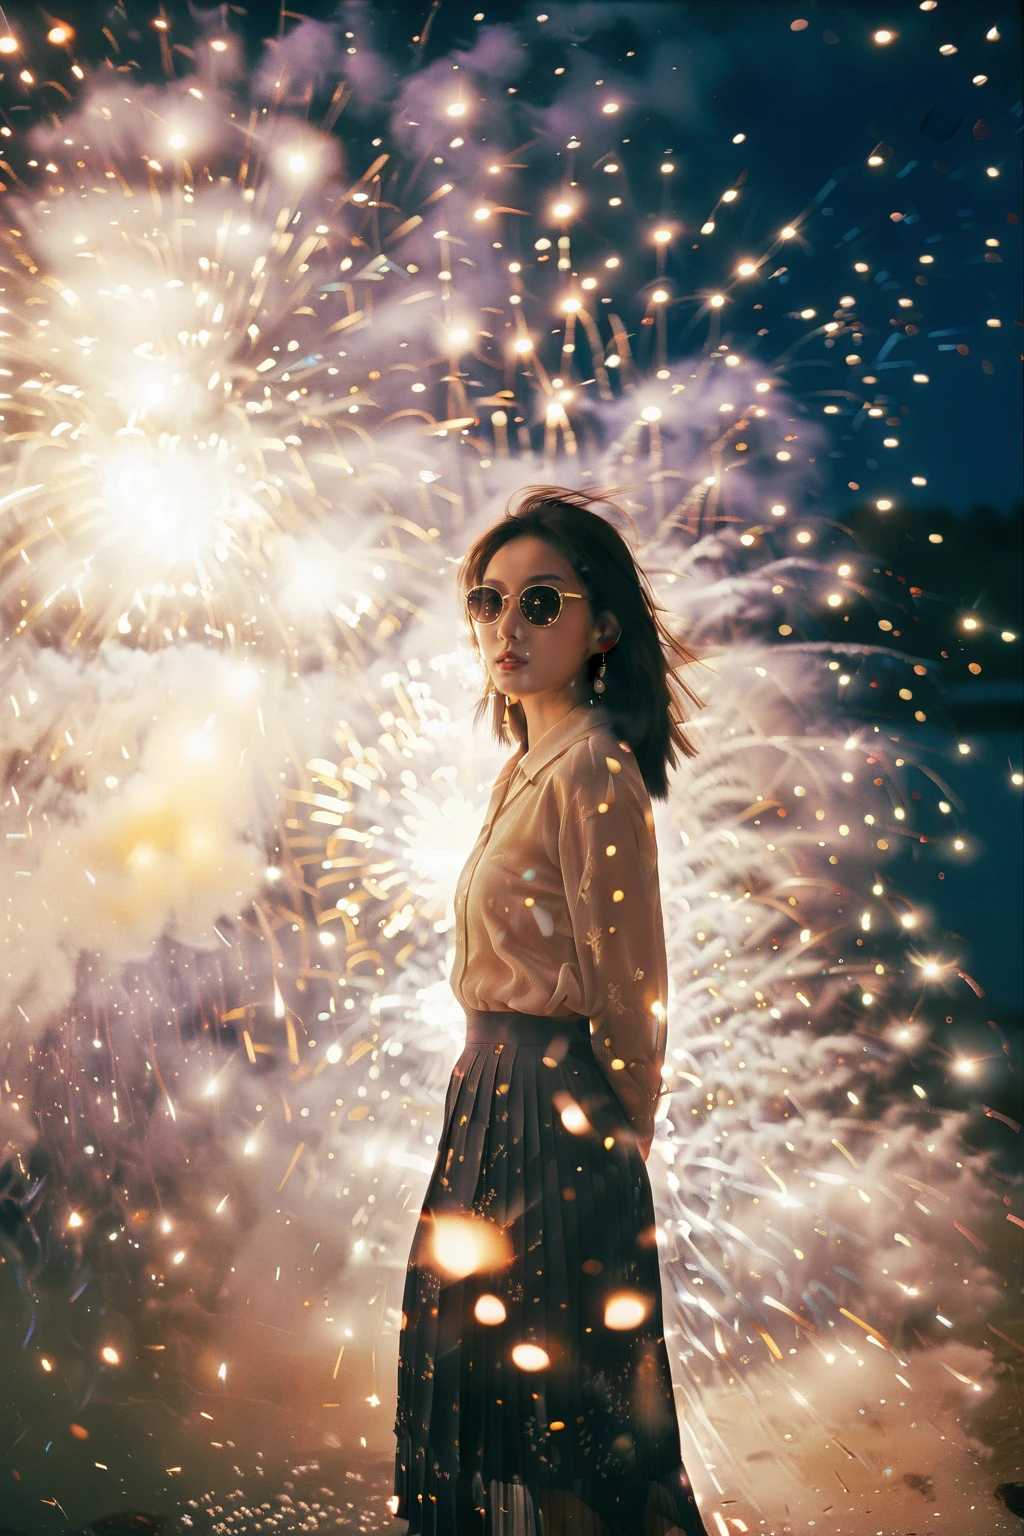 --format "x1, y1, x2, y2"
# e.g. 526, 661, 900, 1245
465, 584, 588, 628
